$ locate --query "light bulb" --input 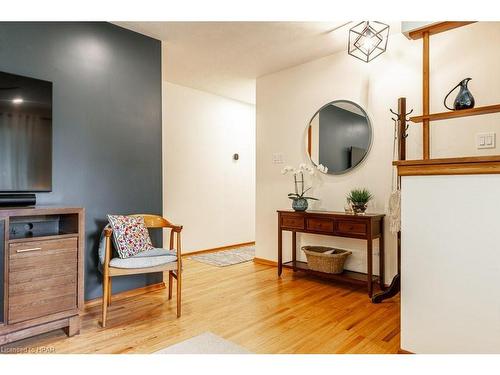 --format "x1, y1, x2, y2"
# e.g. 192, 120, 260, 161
12, 98, 24, 104
362, 37, 374, 52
